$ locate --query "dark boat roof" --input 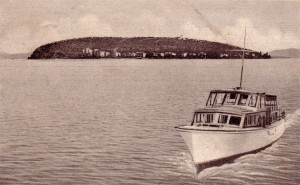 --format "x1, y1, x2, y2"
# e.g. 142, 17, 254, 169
210, 88, 276, 97
195, 106, 259, 115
